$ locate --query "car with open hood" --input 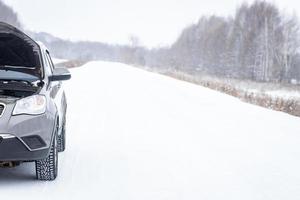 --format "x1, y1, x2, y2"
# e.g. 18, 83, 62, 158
0, 22, 71, 181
